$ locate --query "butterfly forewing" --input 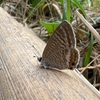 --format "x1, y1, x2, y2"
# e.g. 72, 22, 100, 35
42, 21, 76, 60
41, 21, 79, 69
